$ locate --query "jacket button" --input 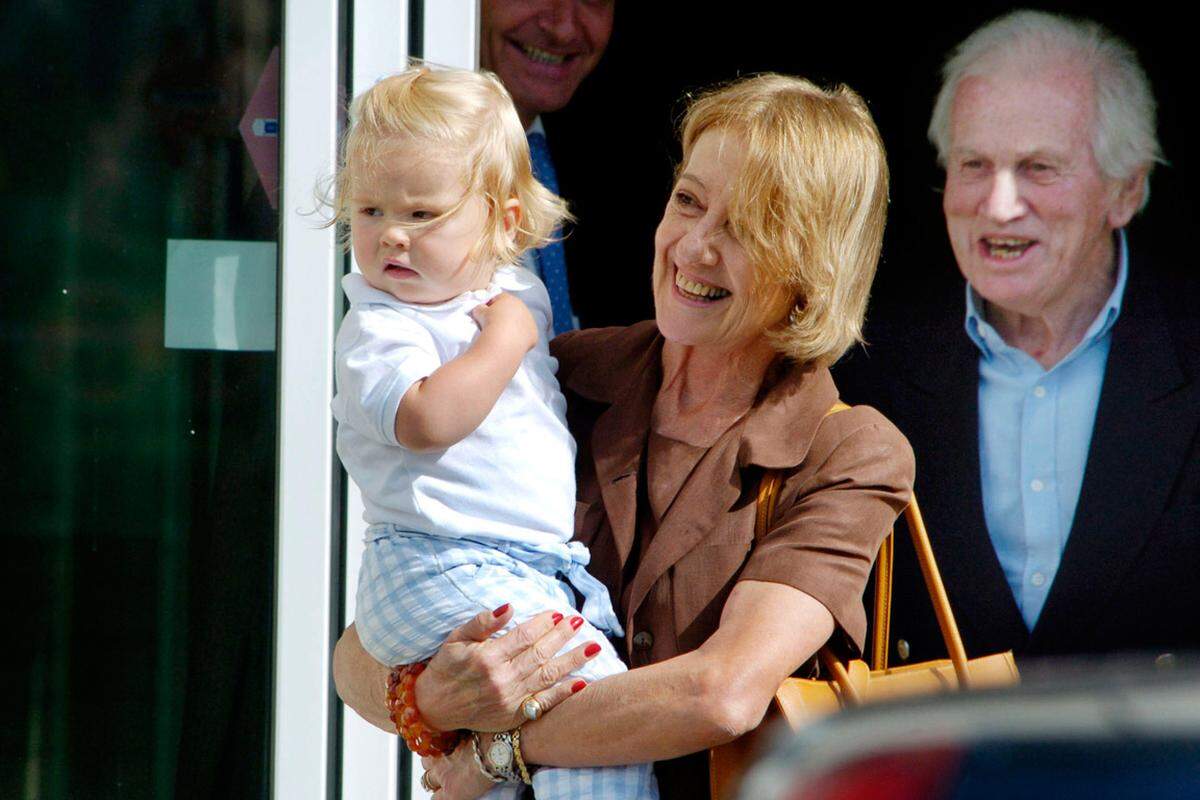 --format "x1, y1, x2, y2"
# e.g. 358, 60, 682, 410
1156, 653, 1176, 670
632, 631, 654, 650
896, 639, 911, 661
